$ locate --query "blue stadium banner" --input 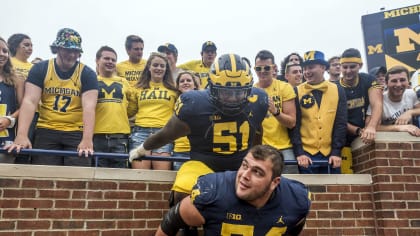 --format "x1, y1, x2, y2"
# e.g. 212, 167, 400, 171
362, 4, 420, 73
